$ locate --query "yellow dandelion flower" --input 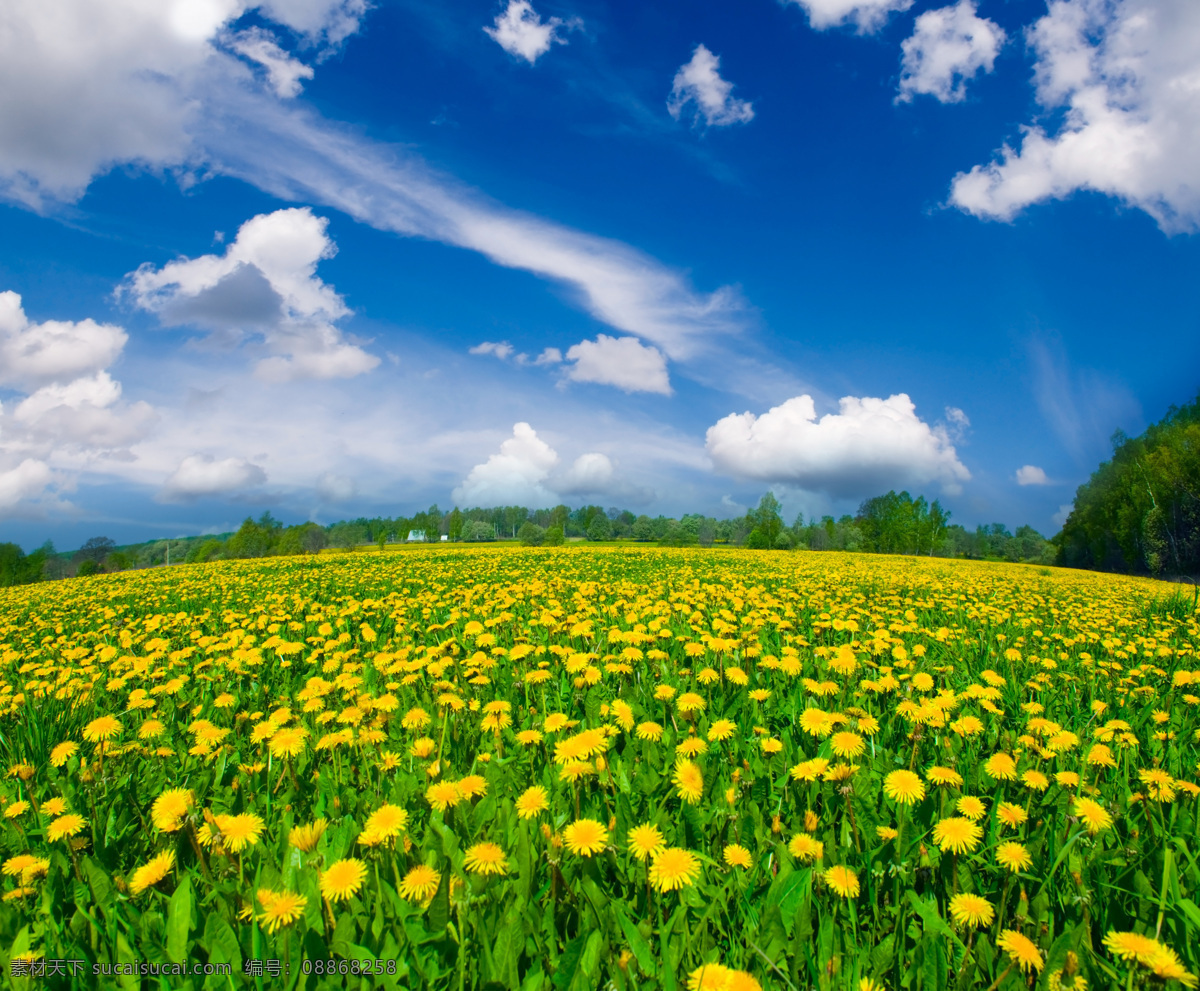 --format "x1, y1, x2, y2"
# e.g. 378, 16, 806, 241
563, 819, 609, 856
823, 865, 859, 898
932, 816, 983, 855
50, 741, 79, 767
516, 786, 550, 819
650, 848, 701, 892
628, 824, 666, 861
320, 858, 367, 902
723, 844, 752, 869
83, 716, 122, 743
996, 841, 1032, 873
674, 760, 704, 804
997, 930, 1043, 974
47, 813, 87, 842
129, 850, 175, 895
884, 769, 926, 805
949, 893, 994, 928
463, 842, 508, 875
400, 864, 441, 902
289, 819, 328, 853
